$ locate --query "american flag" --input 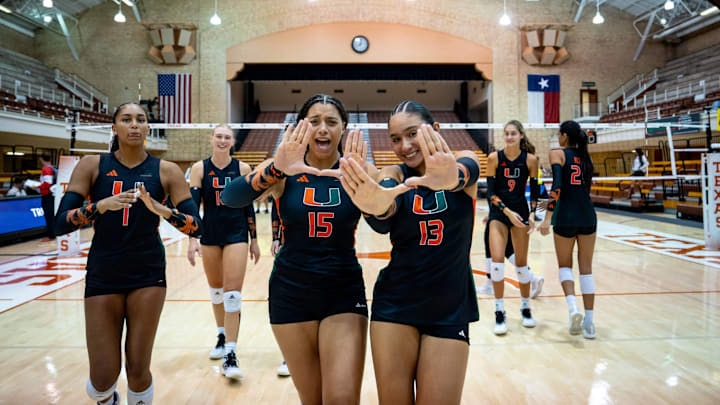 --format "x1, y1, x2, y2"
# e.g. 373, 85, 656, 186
158, 73, 191, 123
